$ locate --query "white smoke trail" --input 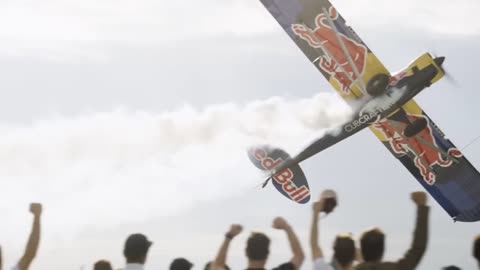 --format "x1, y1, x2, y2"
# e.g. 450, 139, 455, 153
0, 93, 350, 238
